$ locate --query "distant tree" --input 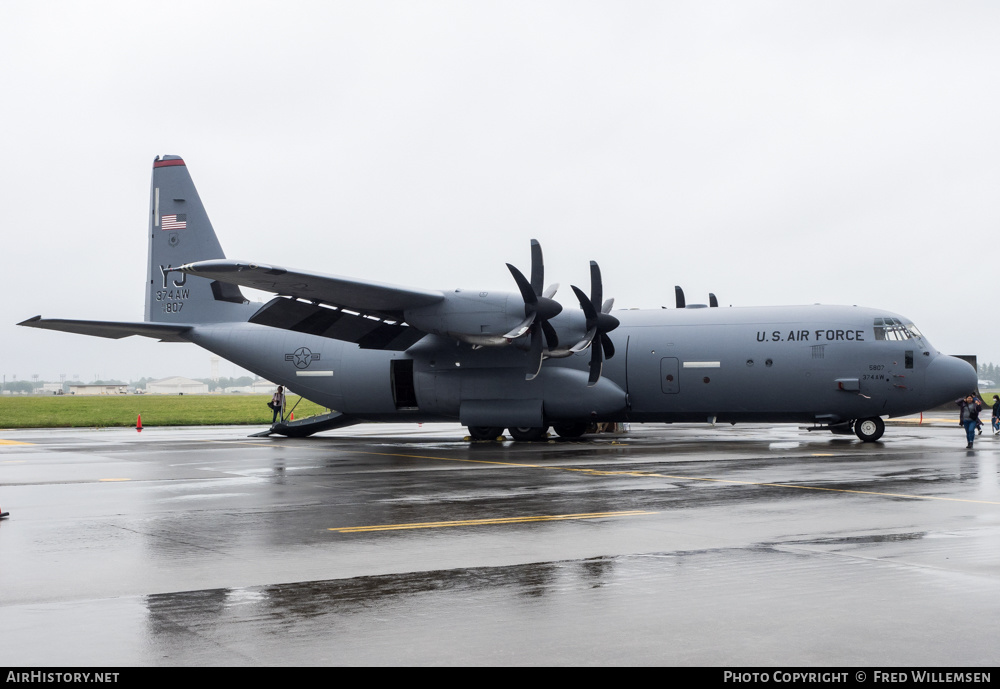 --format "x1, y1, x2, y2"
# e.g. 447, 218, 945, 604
202, 376, 256, 391
977, 363, 999, 388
